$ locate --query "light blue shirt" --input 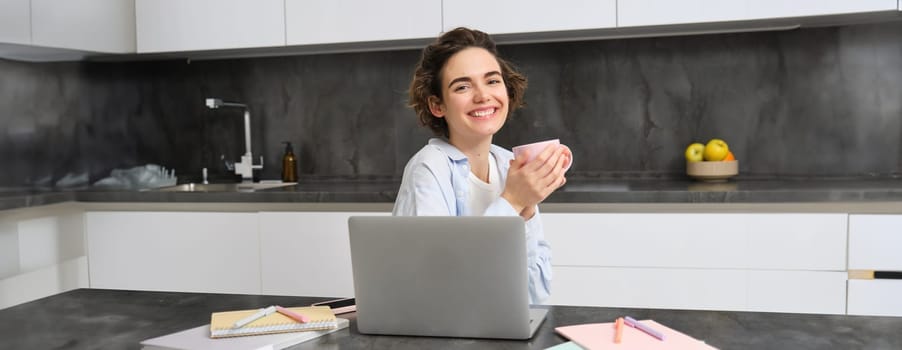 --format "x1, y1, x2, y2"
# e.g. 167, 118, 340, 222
393, 138, 553, 304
